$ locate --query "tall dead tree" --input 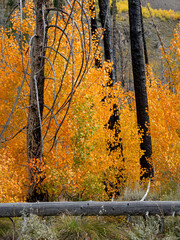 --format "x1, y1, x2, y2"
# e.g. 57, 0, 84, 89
128, 0, 153, 179
26, 0, 92, 201
89, 0, 98, 38
98, 0, 116, 85
112, 0, 117, 81
89, 0, 101, 68
27, 0, 48, 202
0, 0, 92, 202
0, 0, 92, 201
98, 0, 119, 146
140, 0, 149, 65
98, 0, 124, 197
